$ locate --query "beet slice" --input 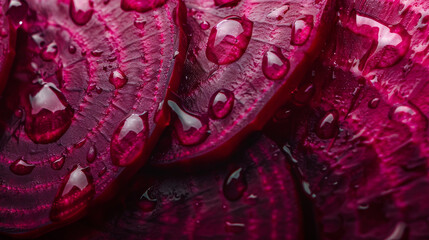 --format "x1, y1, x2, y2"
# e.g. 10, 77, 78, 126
150, 0, 335, 168
265, 0, 429, 238
0, 0, 187, 236
37, 135, 303, 240
0, 0, 17, 95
